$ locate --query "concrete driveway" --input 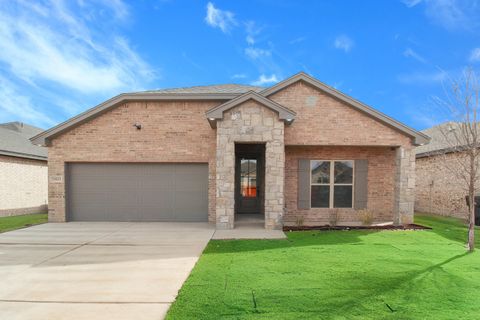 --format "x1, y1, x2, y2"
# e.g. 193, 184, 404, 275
0, 222, 215, 320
